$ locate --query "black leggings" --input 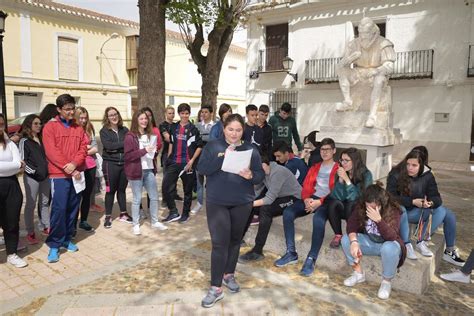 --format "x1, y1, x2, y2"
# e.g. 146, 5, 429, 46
103, 161, 128, 216
207, 201, 252, 287
327, 199, 356, 235
77, 167, 96, 223
0, 176, 23, 255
